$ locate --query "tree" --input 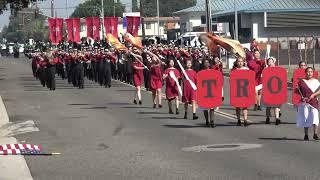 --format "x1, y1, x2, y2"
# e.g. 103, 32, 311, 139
71, 0, 125, 18
132, 0, 139, 12
0, 8, 48, 42
0, 0, 43, 15
143, 0, 196, 17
